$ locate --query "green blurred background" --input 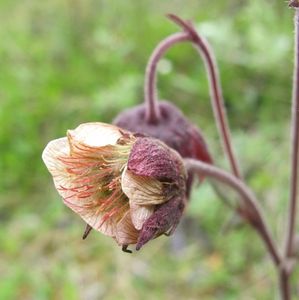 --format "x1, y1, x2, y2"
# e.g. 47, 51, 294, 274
1, 0, 298, 299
